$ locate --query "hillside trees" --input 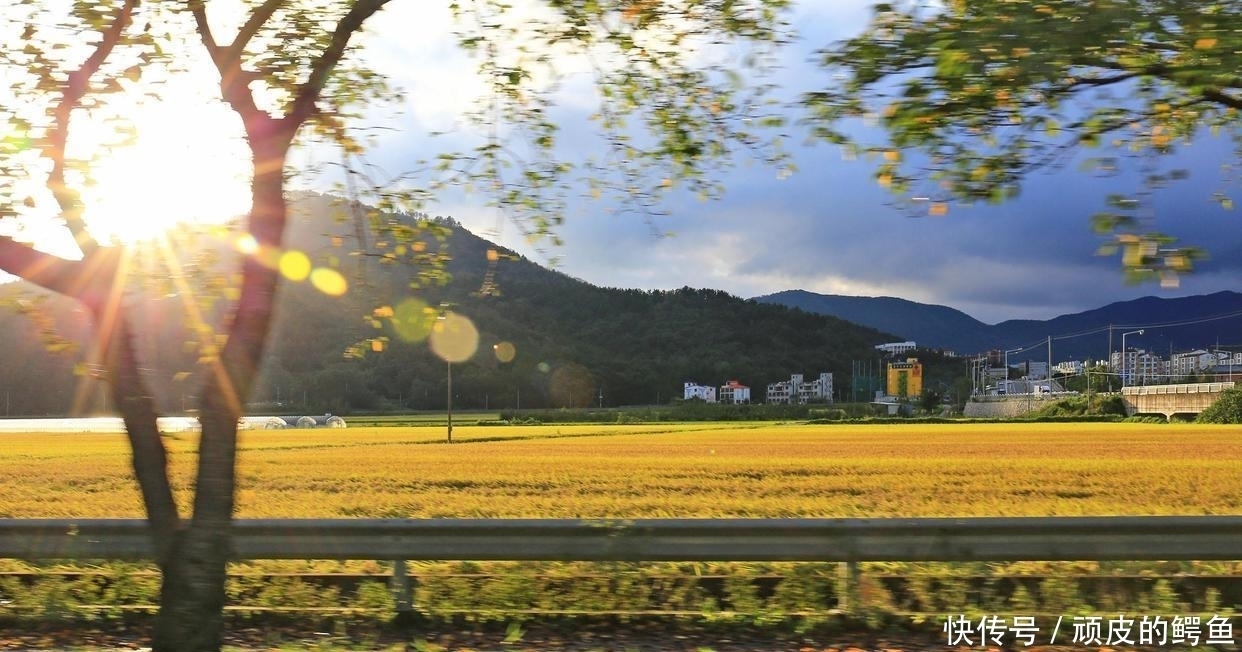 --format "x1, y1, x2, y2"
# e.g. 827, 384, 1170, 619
805, 0, 1242, 284
0, 0, 793, 650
